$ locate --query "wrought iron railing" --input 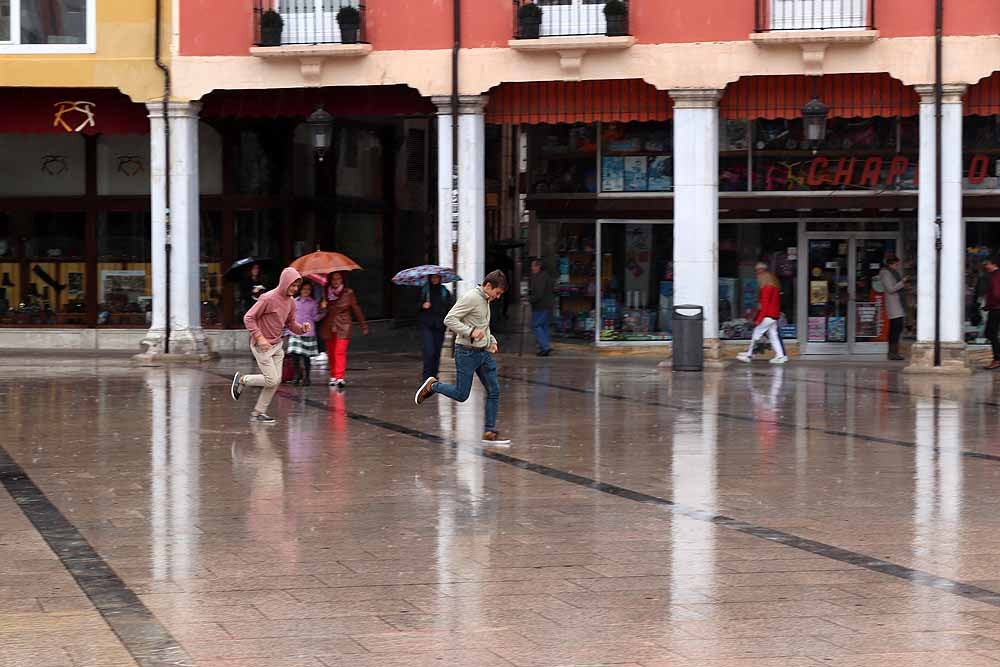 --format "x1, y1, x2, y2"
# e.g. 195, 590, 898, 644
513, 0, 630, 39
253, 0, 367, 47
755, 0, 874, 31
